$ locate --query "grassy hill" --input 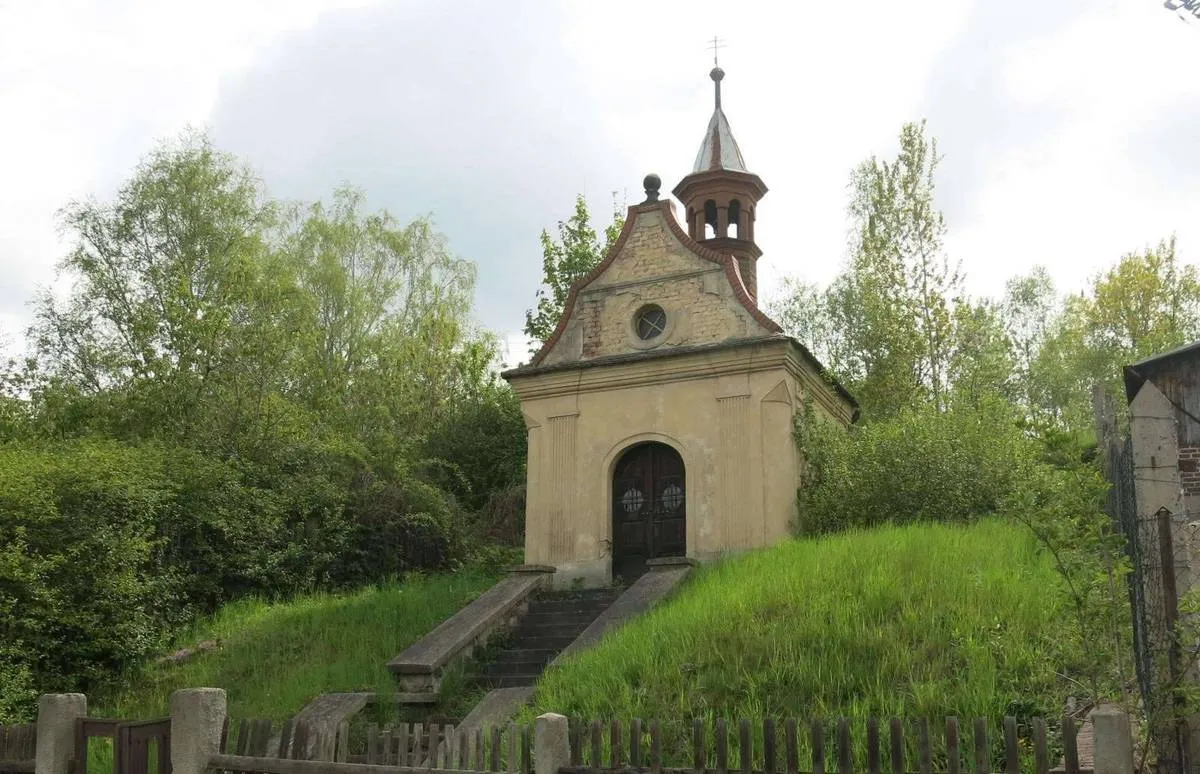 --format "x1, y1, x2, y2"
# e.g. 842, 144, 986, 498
93, 569, 501, 721
96, 519, 1086, 749
528, 520, 1078, 726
